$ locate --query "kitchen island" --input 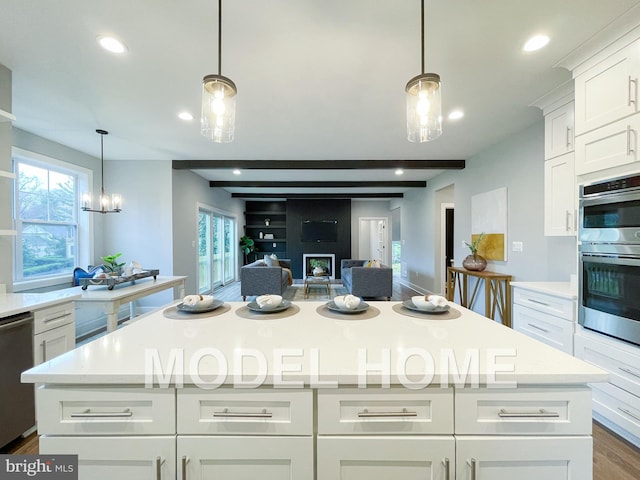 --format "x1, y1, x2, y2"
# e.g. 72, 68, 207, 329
23, 300, 608, 480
